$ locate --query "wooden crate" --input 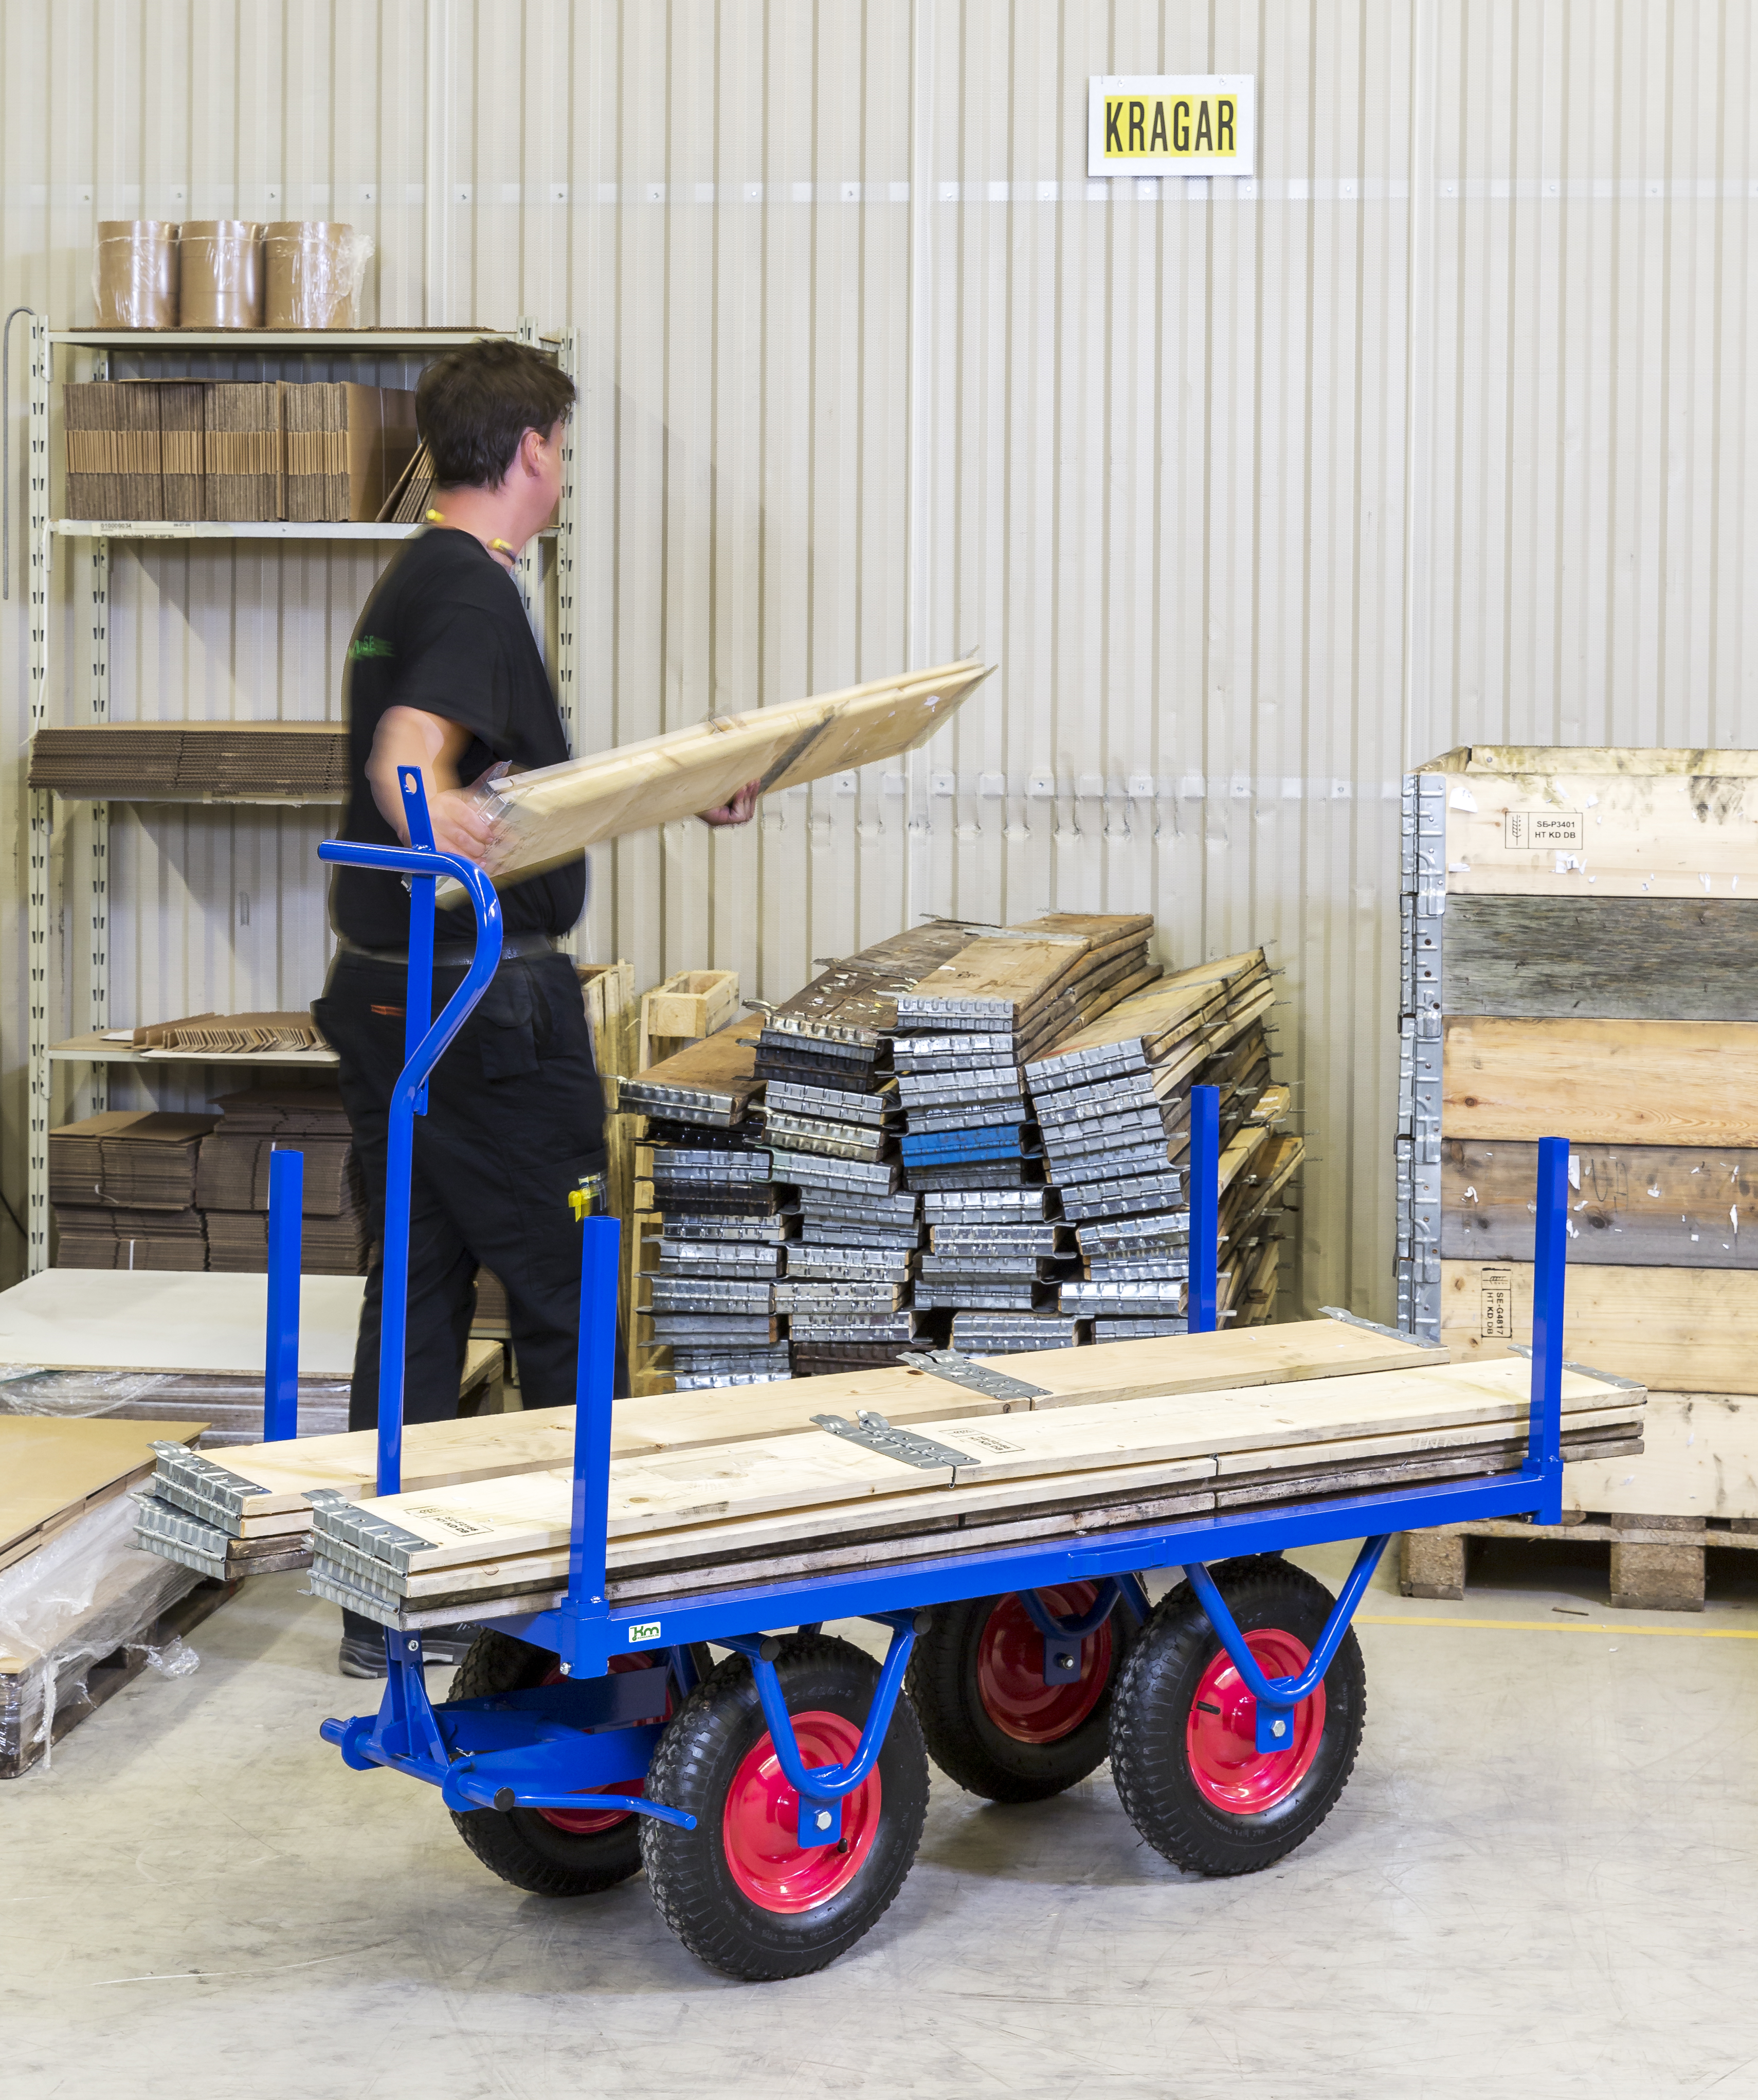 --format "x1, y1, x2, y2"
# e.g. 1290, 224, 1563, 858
1399, 748, 1758, 1422
637, 968, 740, 1069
